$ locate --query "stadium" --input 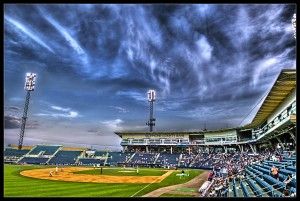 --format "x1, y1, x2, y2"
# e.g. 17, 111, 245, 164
4, 69, 296, 197
3, 4, 296, 198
